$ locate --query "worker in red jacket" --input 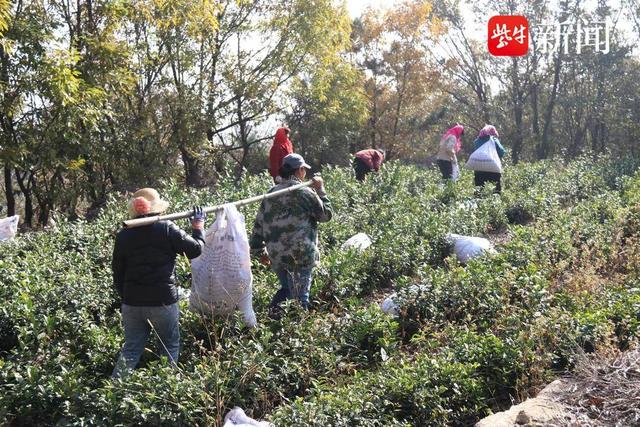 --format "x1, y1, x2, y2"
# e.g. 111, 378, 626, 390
353, 149, 385, 181
269, 127, 294, 183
